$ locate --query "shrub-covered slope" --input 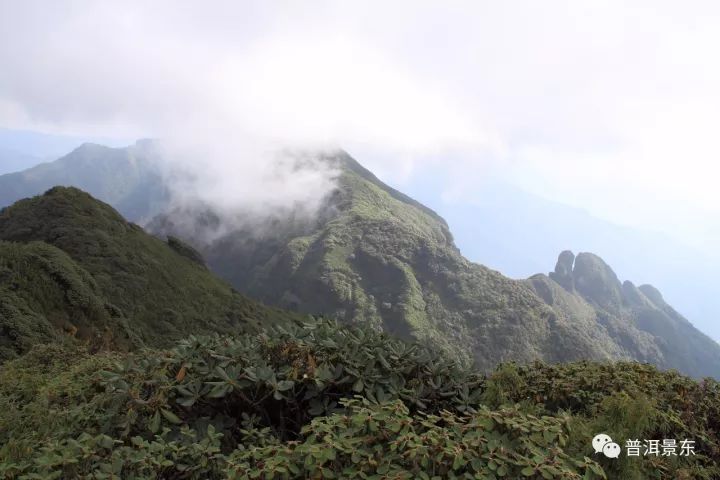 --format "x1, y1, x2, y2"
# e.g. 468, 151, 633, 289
4, 146, 717, 377
151, 153, 571, 366
150, 151, 720, 378
0, 240, 132, 360
1, 320, 718, 479
0, 187, 293, 359
528, 251, 720, 379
